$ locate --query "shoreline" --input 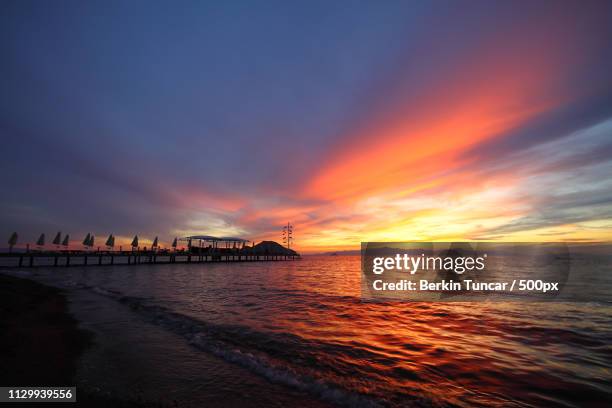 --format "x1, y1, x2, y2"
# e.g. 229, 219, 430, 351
0, 273, 91, 387
0, 273, 333, 408
0, 273, 175, 407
